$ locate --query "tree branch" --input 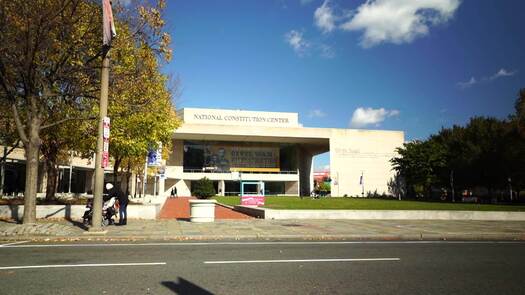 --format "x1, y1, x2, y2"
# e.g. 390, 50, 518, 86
11, 104, 29, 144
40, 115, 96, 130
1, 139, 21, 163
